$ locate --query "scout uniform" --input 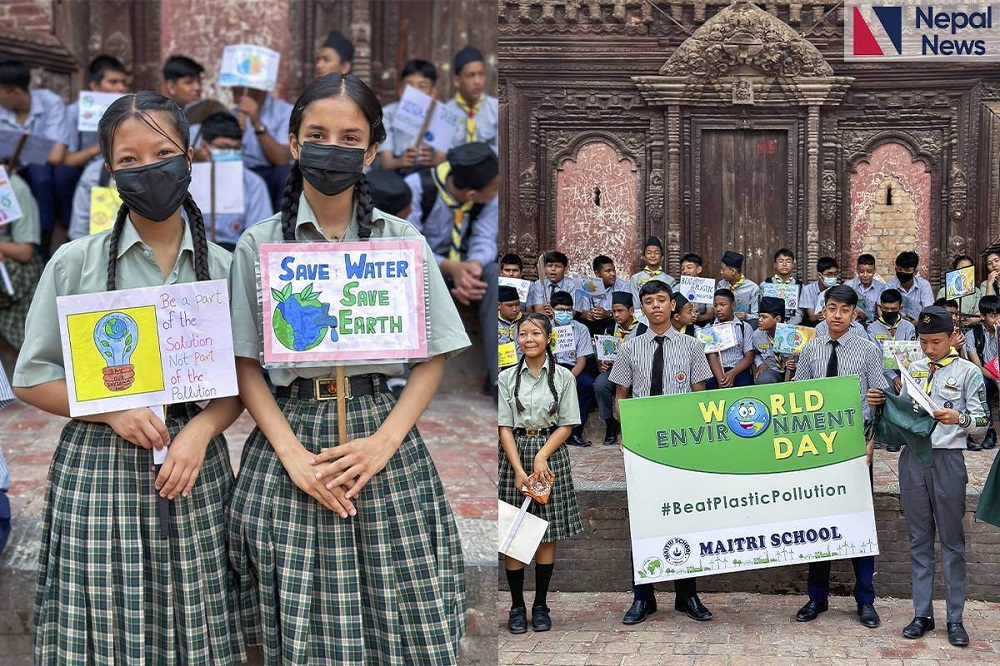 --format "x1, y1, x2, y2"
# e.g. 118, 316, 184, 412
593, 291, 640, 446
444, 47, 499, 153
14, 220, 240, 664
751, 296, 786, 384
526, 273, 580, 310
498, 285, 523, 371
574, 275, 628, 336
552, 313, 596, 445
867, 315, 917, 387
898, 307, 988, 647
762, 274, 803, 326
703, 315, 755, 389
847, 276, 886, 322
628, 236, 676, 319
885, 274, 935, 321
936, 284, 983, 320
0, 173, 43, 348
800, 280, 824, 324
609, 326, 715, 623
718, 251, 760, 327
964, 321, 999, 448
228, 195, 470, 664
